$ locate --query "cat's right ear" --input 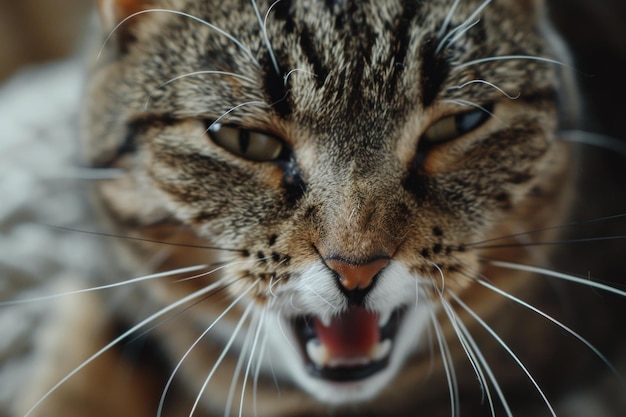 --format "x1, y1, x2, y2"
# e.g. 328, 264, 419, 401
98, 0, 152, 28
97, 0, 152, 50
